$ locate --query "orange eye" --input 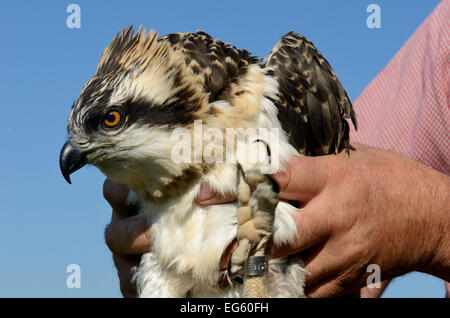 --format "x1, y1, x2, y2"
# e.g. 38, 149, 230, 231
103, 110, 121, 128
